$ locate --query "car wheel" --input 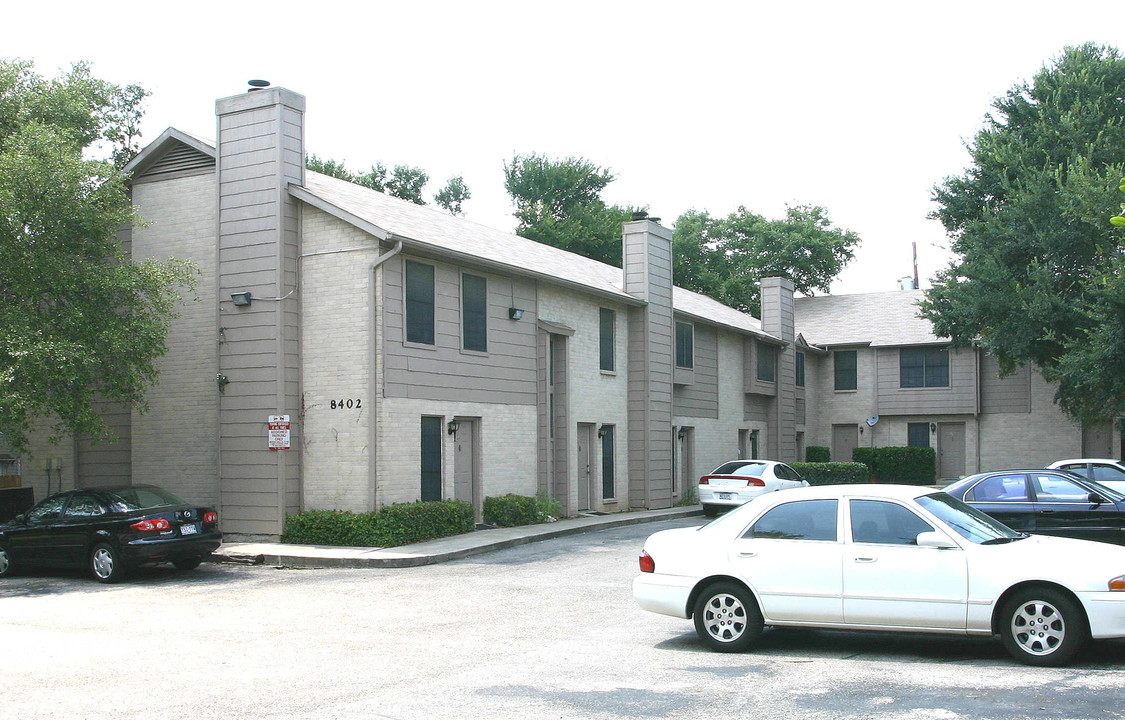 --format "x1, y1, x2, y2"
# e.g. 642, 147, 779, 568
173, 556, 203, 571
0, 545, 11, 578
90, 542, 126, 584
692, 581, 763, 652
702, 504, 720, 518
1000, 587, 1087, 666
